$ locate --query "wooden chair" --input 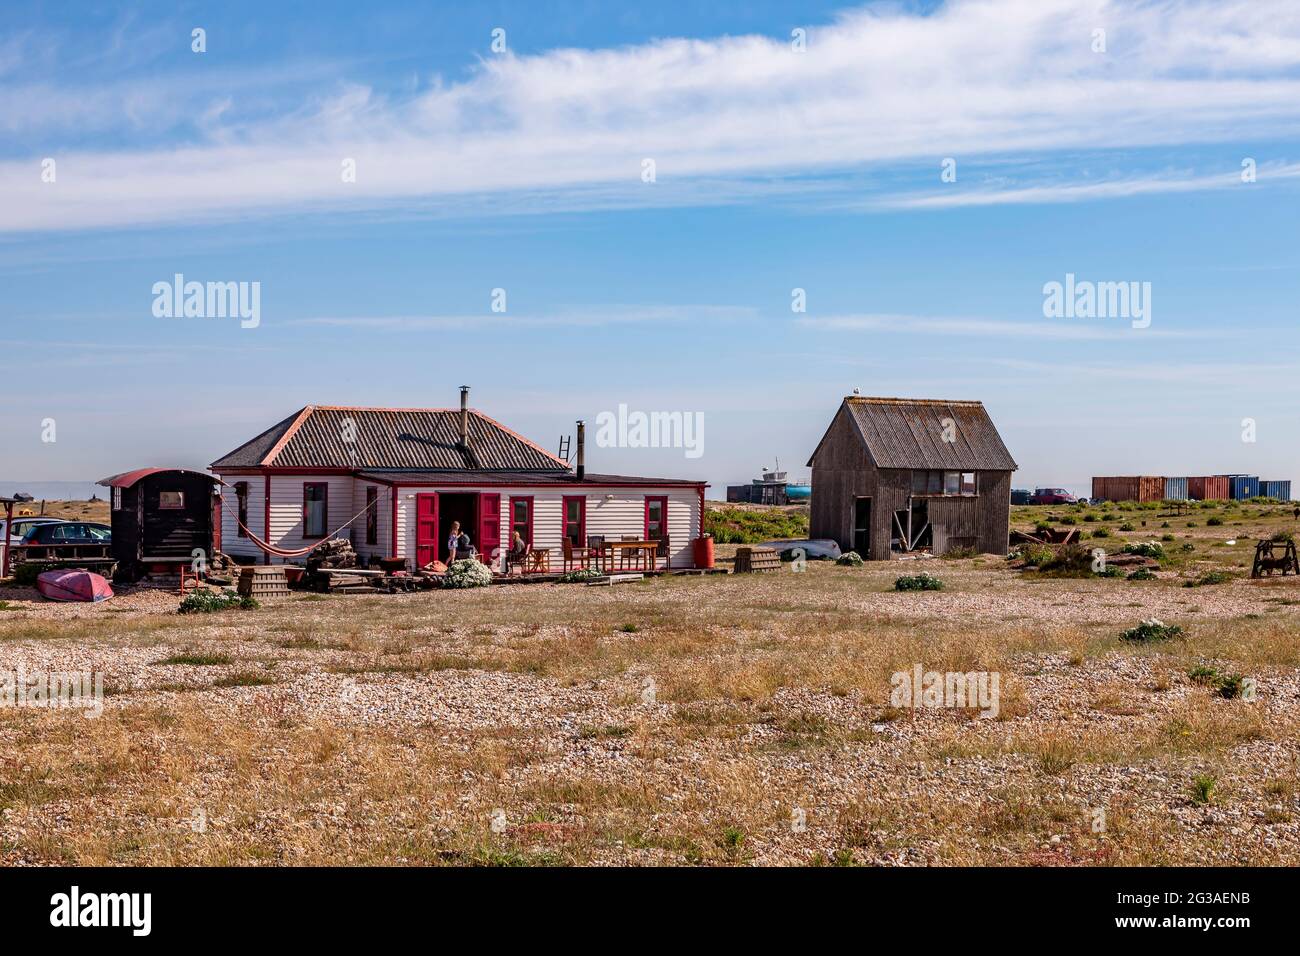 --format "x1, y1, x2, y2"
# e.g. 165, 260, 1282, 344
504, 544, 530, 575
562, 538, 591, 571
587, 535, 606, 572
